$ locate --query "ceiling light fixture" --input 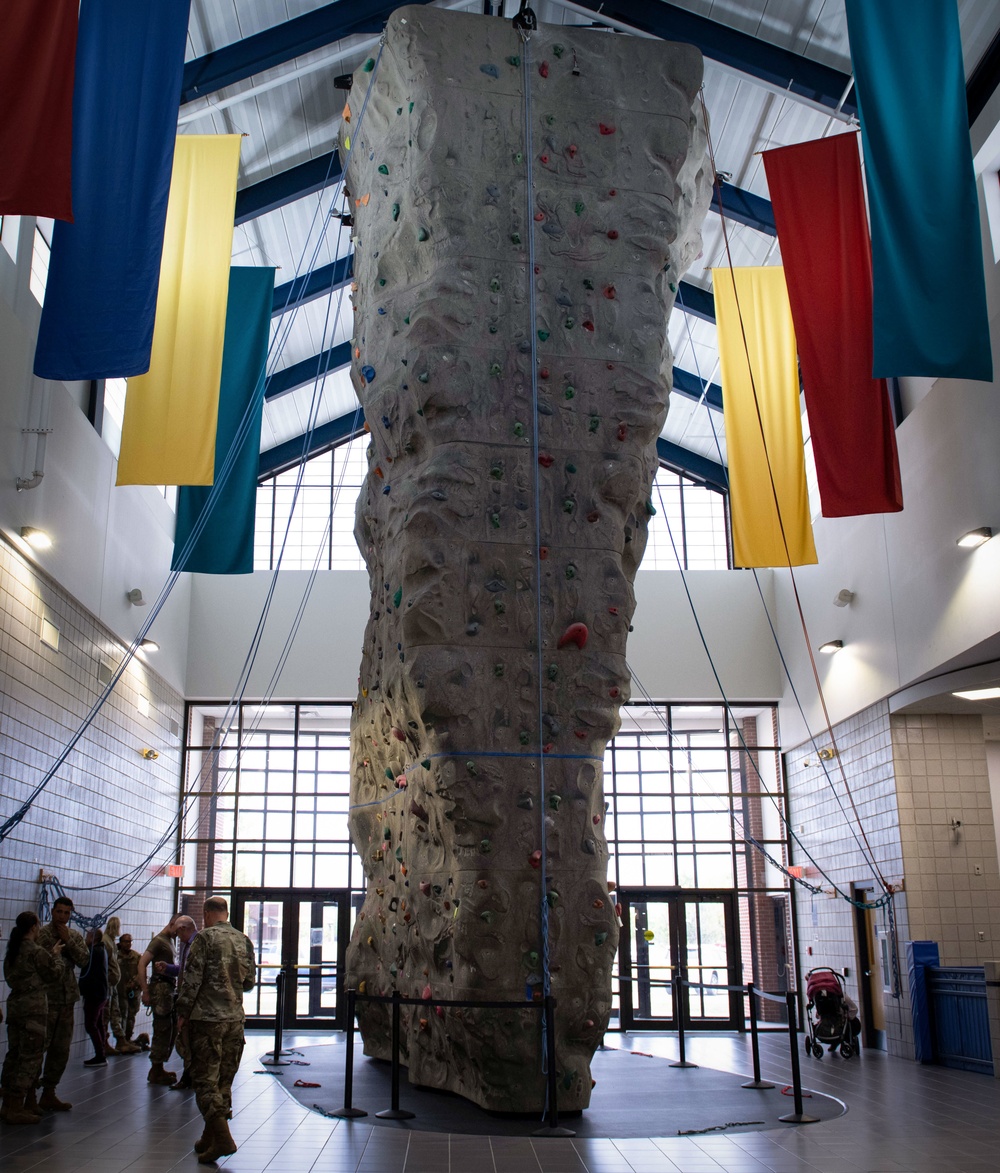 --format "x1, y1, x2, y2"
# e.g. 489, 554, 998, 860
818, 640, 844, 655
139, 638, 159, 653
957, 527, 992, 548
20, 525, 52, 549
952, 687, 1000, 701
